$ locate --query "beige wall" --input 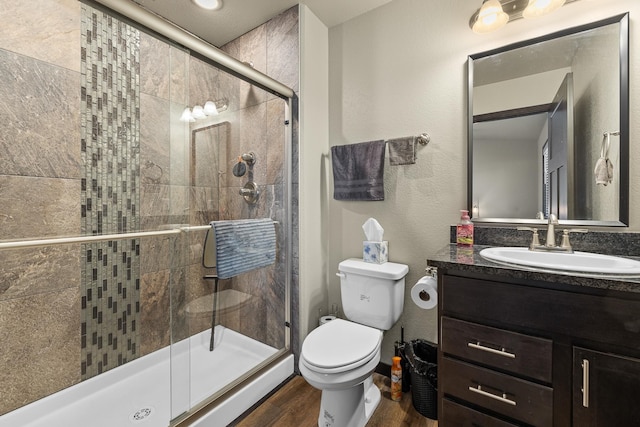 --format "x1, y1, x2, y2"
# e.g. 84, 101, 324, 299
298, 5, 330, 344
326, 0, 640, 363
